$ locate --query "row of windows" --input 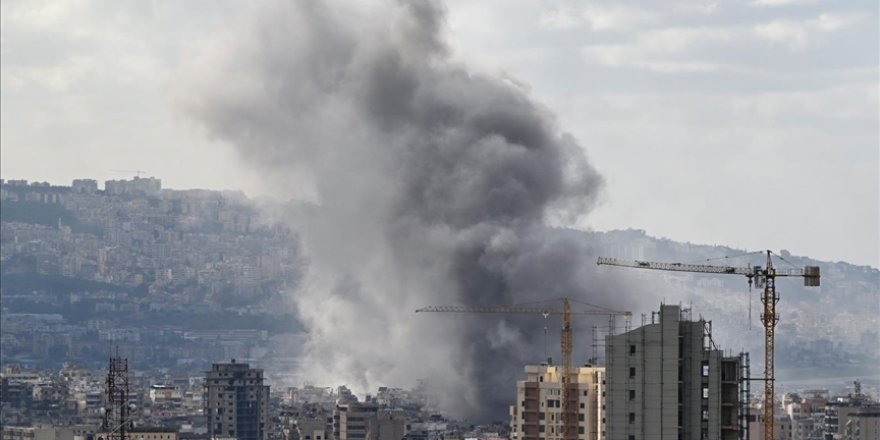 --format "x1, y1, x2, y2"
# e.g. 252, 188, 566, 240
625, 409, 710, 425
528, 388, 590, 396
627, 346, 712, 377
534, 426, 586, 434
